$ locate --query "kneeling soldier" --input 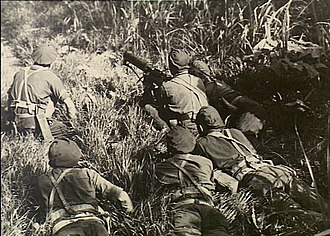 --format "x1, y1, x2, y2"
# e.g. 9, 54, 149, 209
38, 138, 133, 236
7, 45, 77, 141
155, 126, 230, 236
